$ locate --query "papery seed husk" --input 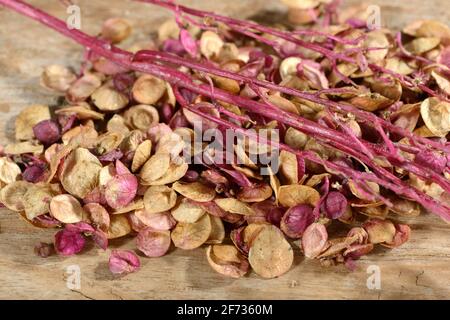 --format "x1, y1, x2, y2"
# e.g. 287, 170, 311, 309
278, 184, 320, 207
15, 105, 51, 141
124, 104, 160, 131
91, 83, 129, 111
136, 227, 171, 257
131, 140, 152, 172
420, 97, 450, 137
83, 203, 110, 232
40, 65, 77, 92
49, 194, 84, 223
206, 245, 249, 278
143, 185, 177, 214
23, 183, 56, 220
206, 215, 225, 244
172, 181, 216, 202
171, 213, 212, 250
0, 157, 21, 184
132, 75, 166, 105
0, 180, 32, 212
140, 152, 171, 183
107, 214, 132, 239
171, 197, 206, 223
214, 198, 255, 216
147, 160, 189, 185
